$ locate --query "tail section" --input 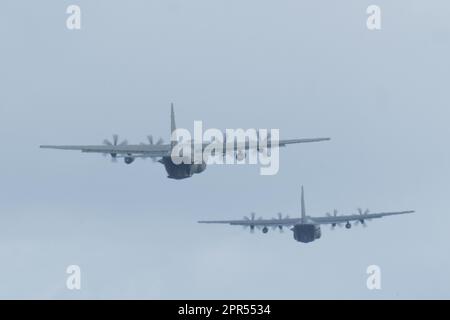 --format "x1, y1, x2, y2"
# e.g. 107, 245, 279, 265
170, 103, 177, 149
301, 186, 306, 222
